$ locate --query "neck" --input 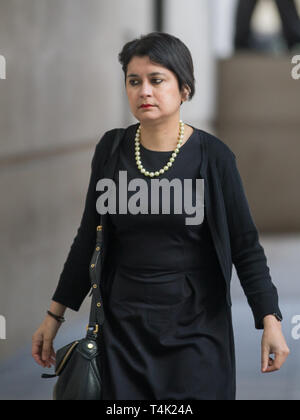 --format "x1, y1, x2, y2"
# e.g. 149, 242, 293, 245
138, 119, 183, 152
